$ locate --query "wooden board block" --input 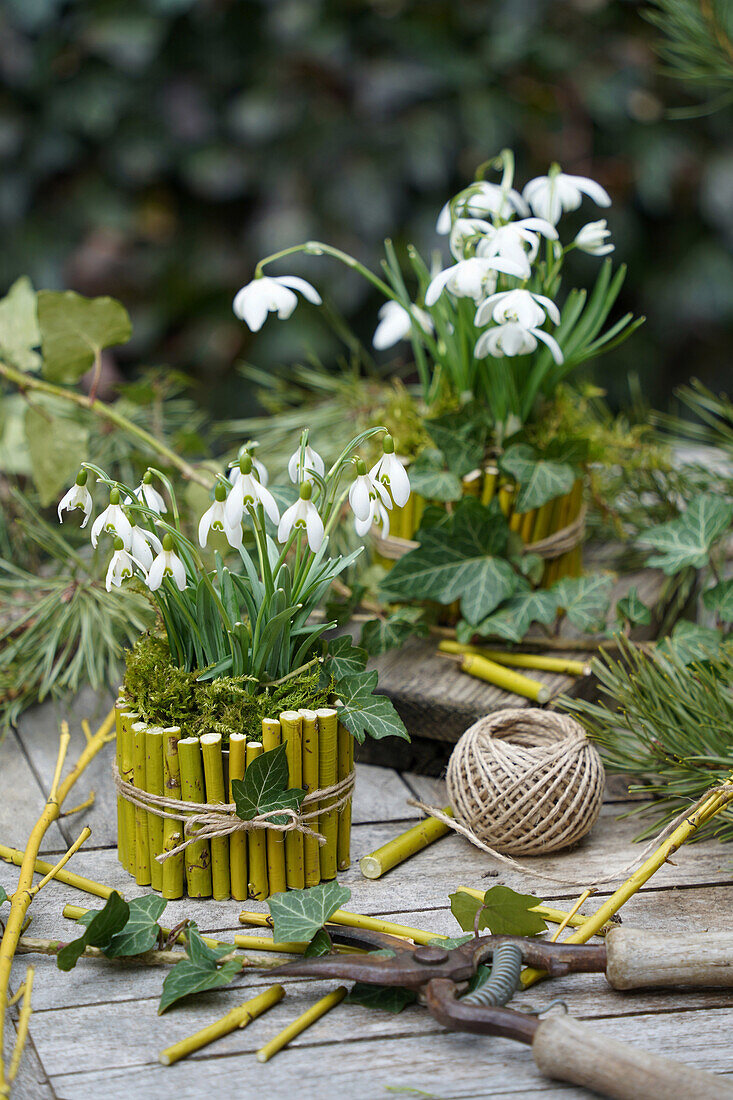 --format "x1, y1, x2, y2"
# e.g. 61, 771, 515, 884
0, 729, 67, 853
